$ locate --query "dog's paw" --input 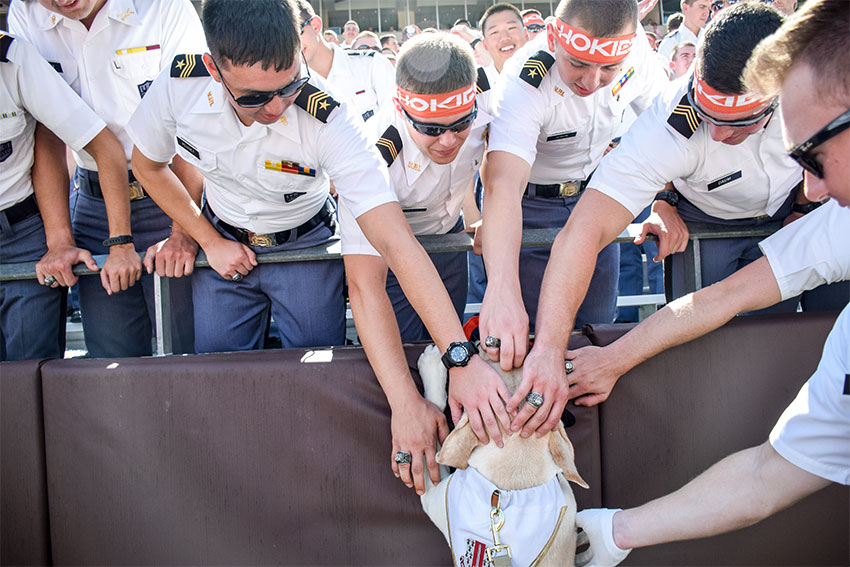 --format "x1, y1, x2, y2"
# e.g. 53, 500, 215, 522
418, 344, 448, 410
